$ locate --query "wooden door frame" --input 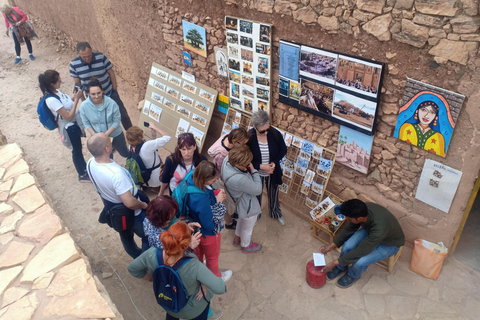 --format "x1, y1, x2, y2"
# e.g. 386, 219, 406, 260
450, 171, 480, 255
